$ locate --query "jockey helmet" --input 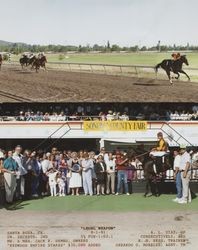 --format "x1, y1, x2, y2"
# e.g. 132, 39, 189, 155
157, 132, 163, 137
